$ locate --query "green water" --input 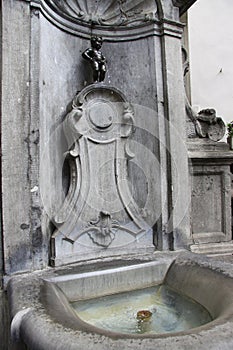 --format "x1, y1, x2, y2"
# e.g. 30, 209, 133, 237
71, 285, 212, 335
